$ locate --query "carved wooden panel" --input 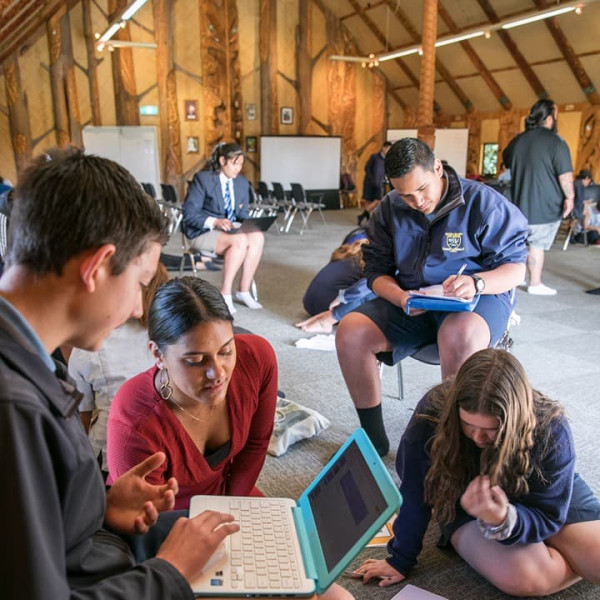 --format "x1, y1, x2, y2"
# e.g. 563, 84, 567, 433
578, 106, 600, 179
109, 0, 140, 126
200, 0, 243, 150
325, 10, 356, 180
155, 0, 182, 187
259, 0, 278, 135
47, 9, 82, 148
